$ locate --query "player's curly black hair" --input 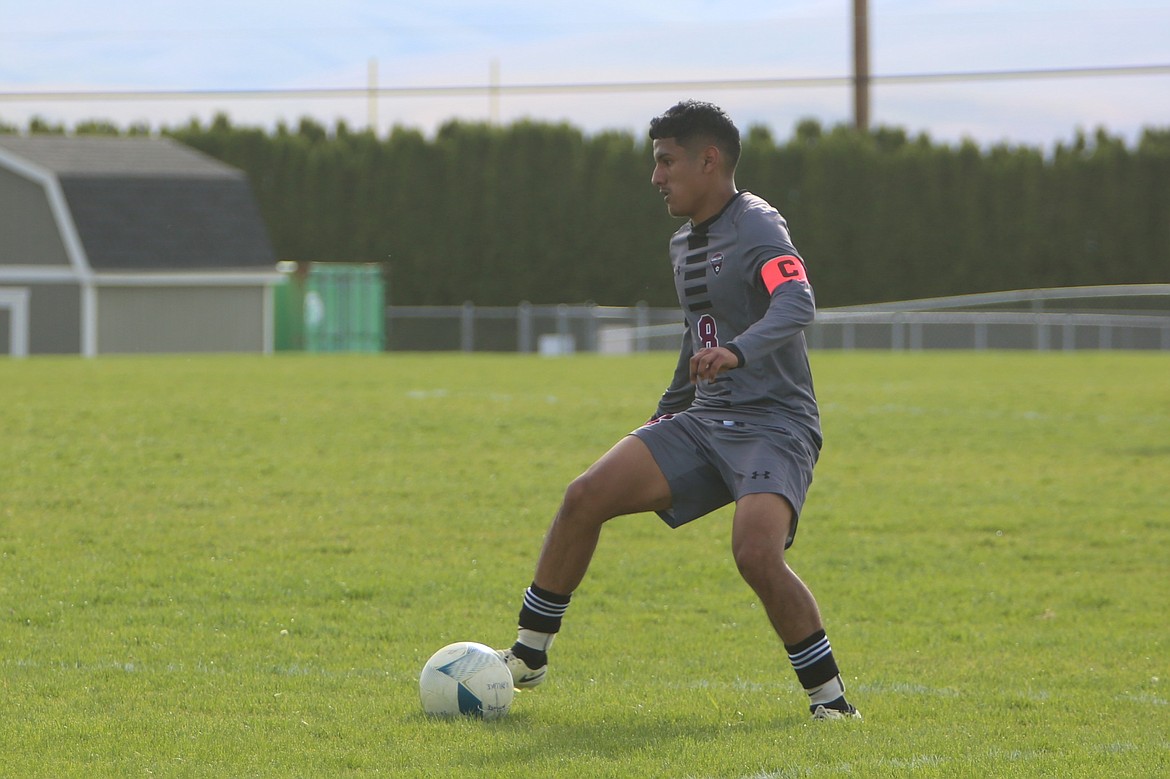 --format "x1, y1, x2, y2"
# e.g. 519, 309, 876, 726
648, 100, 741, 170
